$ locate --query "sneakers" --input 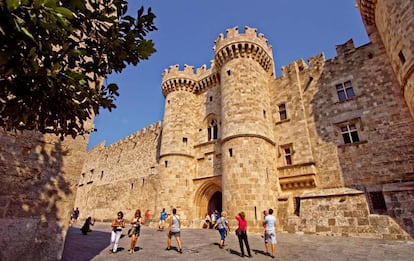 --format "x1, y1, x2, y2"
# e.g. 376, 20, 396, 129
178, 249, 183, 254
165, 247, 170, 251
